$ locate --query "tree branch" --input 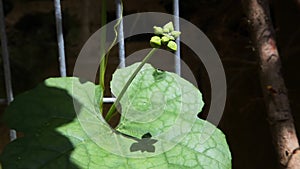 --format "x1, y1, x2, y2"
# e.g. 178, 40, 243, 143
241, 0, 300, 168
